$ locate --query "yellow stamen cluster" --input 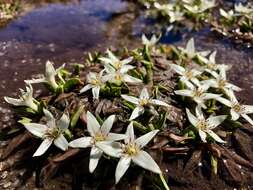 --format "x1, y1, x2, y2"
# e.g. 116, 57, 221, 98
45, 127, 61, 139
94, 133, 106, 142
197, 120, 208, 130
124, 143, 139, 156
185, 70, 193, 79
139, 99, 149, 106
